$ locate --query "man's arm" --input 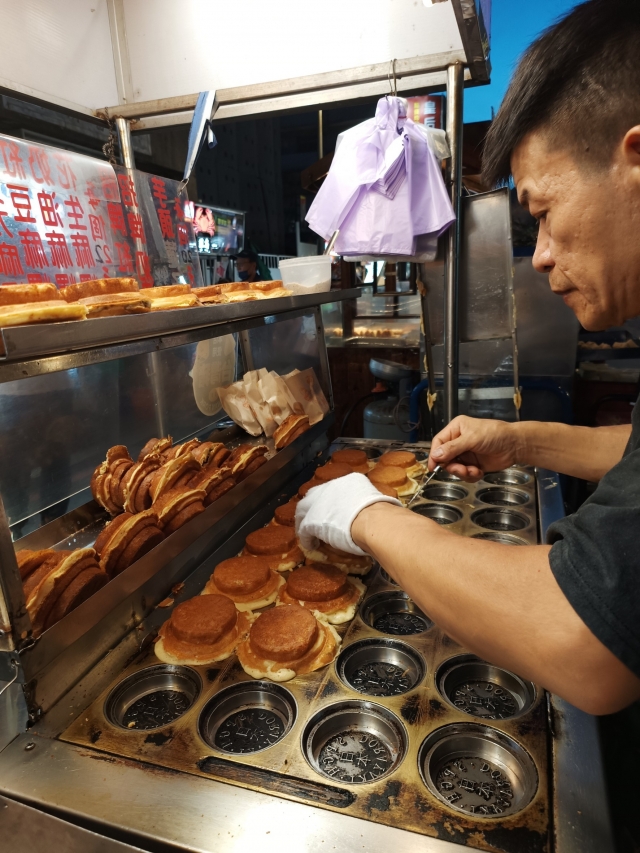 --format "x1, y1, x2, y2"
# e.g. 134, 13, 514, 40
430, 417, 630, 482
351, 502, 640, 715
